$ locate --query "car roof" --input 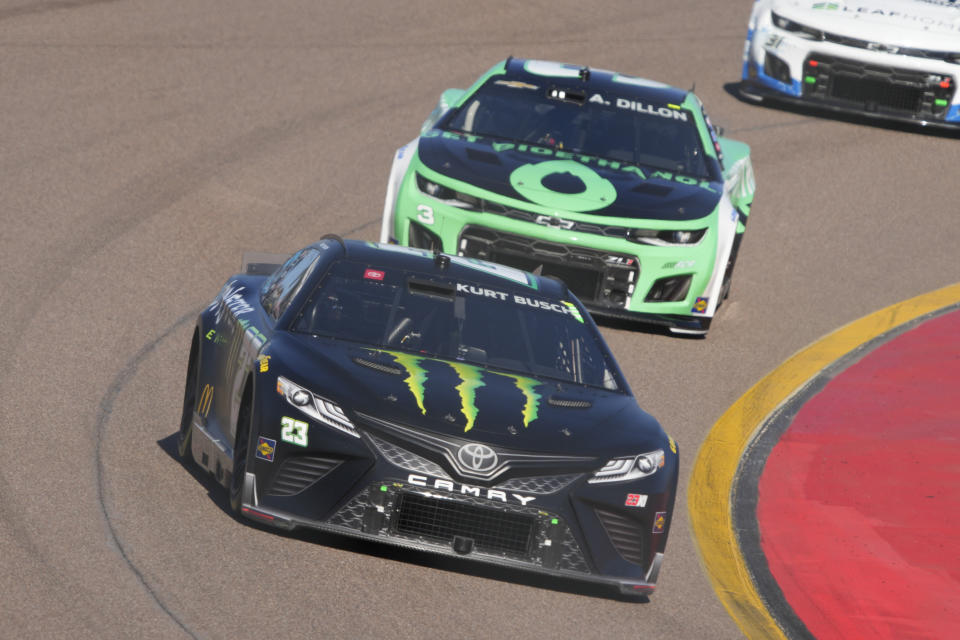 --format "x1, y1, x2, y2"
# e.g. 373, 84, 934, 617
501, 57, 691, 107
309, 237, 570, 300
